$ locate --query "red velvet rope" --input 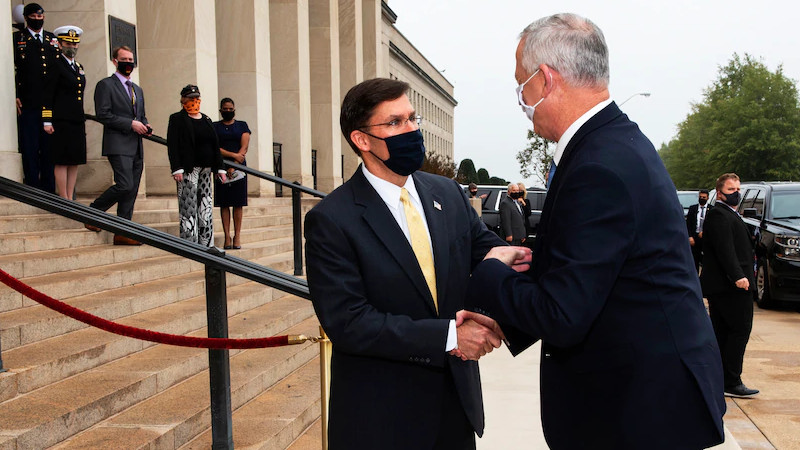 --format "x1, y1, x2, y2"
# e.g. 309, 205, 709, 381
0, 268, 295, 349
